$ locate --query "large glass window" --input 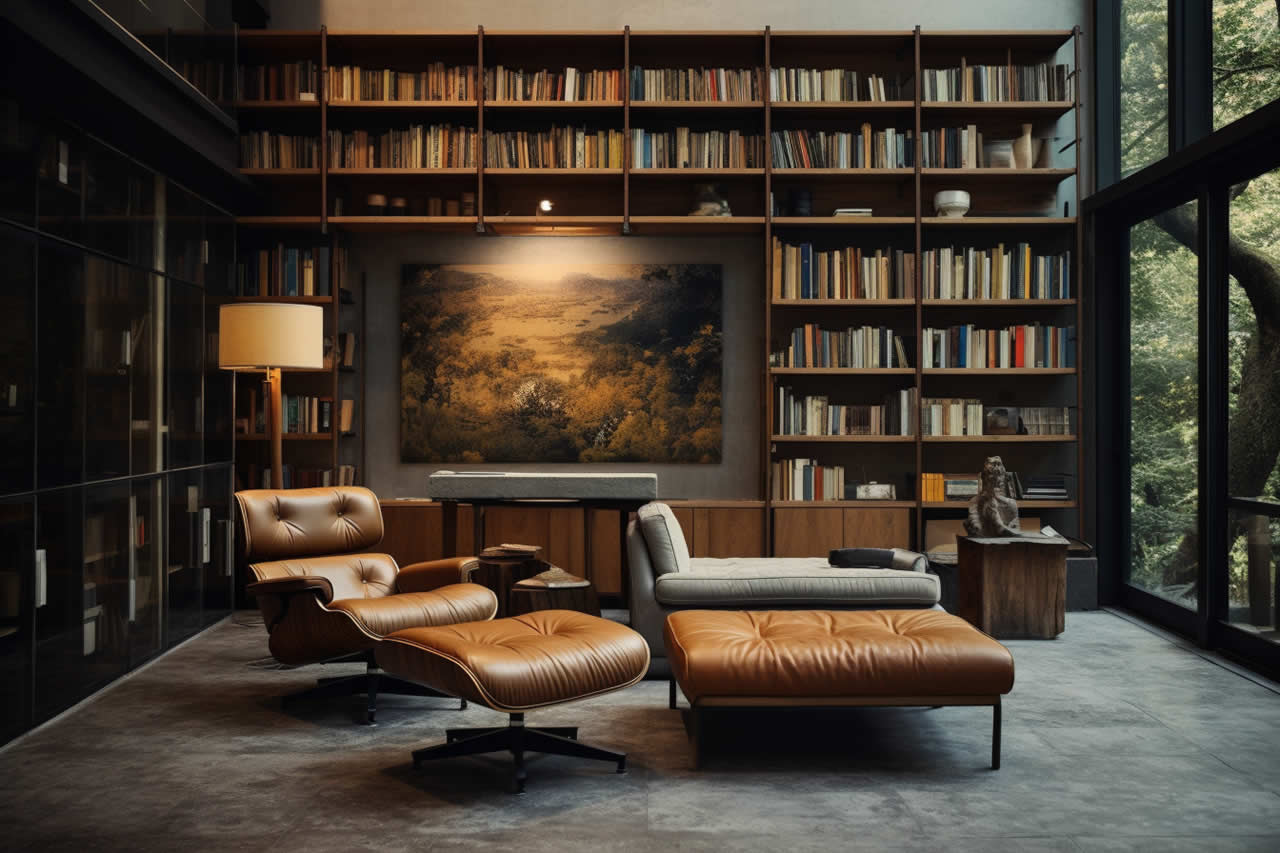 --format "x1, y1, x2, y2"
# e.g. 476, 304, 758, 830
1213, 0, 1280, 130
1128, 202, 1200, 608
1120, 0, 1171, 175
